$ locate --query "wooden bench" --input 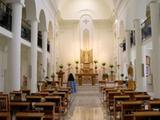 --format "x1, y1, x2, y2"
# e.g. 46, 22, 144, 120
114, 95, 130, 120
134, 95, 150, 101
148, 100, 160, 110
121, 101, 143, 120
10, 102, 30, 112
16, 112, 44, 120
45, 96, 62, 113
0, 95, 10, 120
107, 91, 121, 114
26, 95, 42, 102
34, 102, 55, 120
133, 111, 160, 120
